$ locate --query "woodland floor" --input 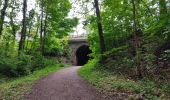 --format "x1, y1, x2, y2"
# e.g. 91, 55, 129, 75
25, 66, 110, 100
